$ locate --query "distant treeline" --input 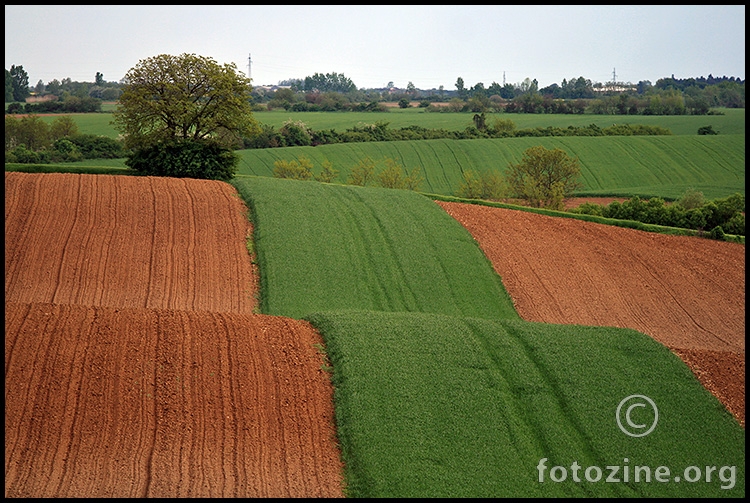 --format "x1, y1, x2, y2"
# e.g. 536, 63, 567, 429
242, 118, 672, 149
7, 96, 103, 114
